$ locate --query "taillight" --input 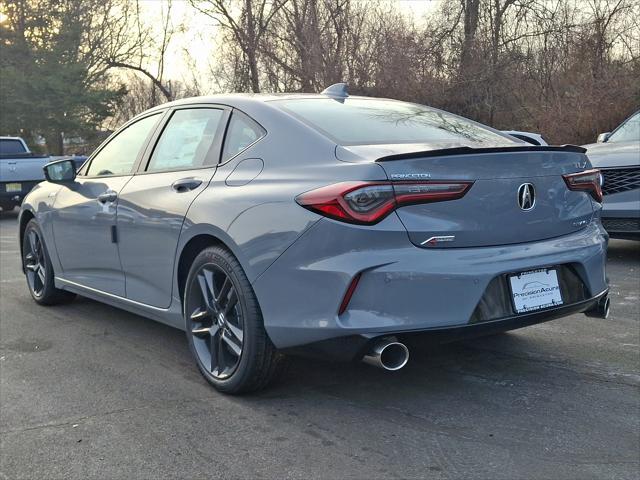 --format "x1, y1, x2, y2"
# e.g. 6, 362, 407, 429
296, 180, 473, 224
563, 169, 603, 202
